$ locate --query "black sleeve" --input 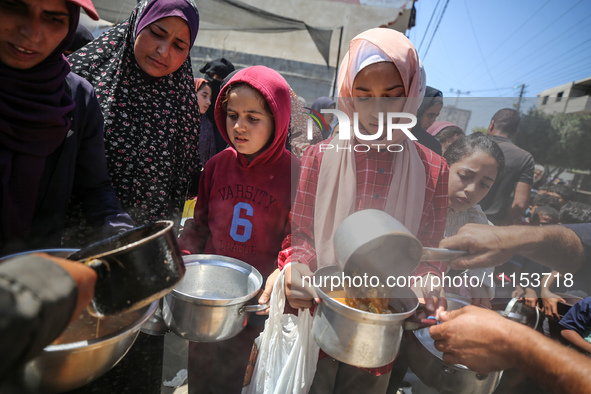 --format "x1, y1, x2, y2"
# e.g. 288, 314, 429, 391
0, 256, 77, 379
